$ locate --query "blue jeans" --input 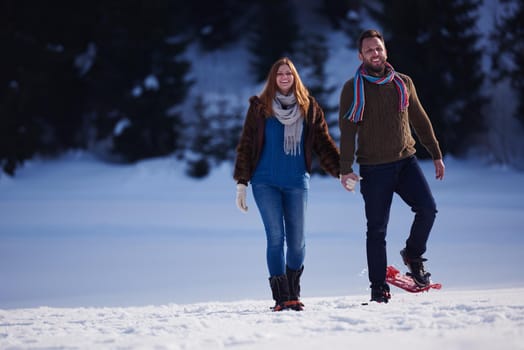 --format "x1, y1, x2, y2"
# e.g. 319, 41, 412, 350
252, 183, 307, 277
359, 156, 437, 286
